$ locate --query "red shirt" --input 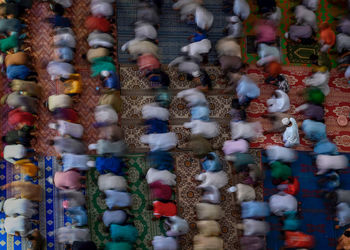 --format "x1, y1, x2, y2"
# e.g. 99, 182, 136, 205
153, 201, 177, 218
85, 16, 111, 32
281, 177, 300, 195
53, 108, 78, 123
320, 27, 336, 47
285, 231, 315, 249
8, 108, 36, 126
137, 53, 160, 73
149, 181, 172, 200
